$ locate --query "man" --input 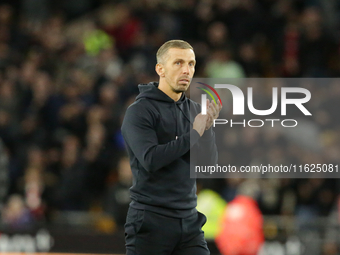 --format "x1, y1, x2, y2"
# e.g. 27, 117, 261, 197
121, 40, 221, 255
